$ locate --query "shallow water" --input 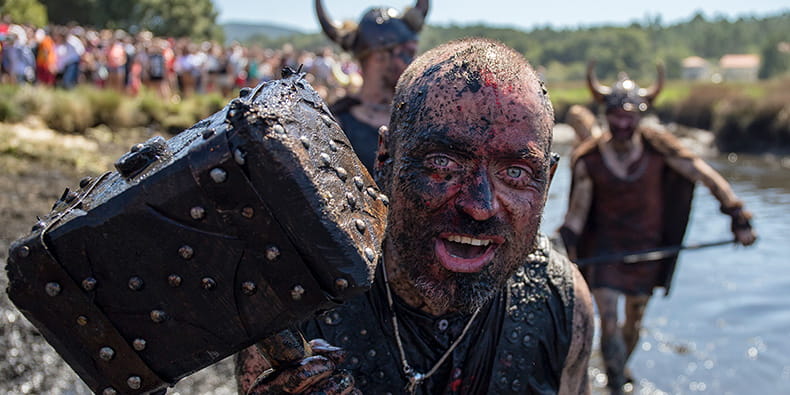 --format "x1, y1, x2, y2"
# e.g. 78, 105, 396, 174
542, 146, 790, 394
